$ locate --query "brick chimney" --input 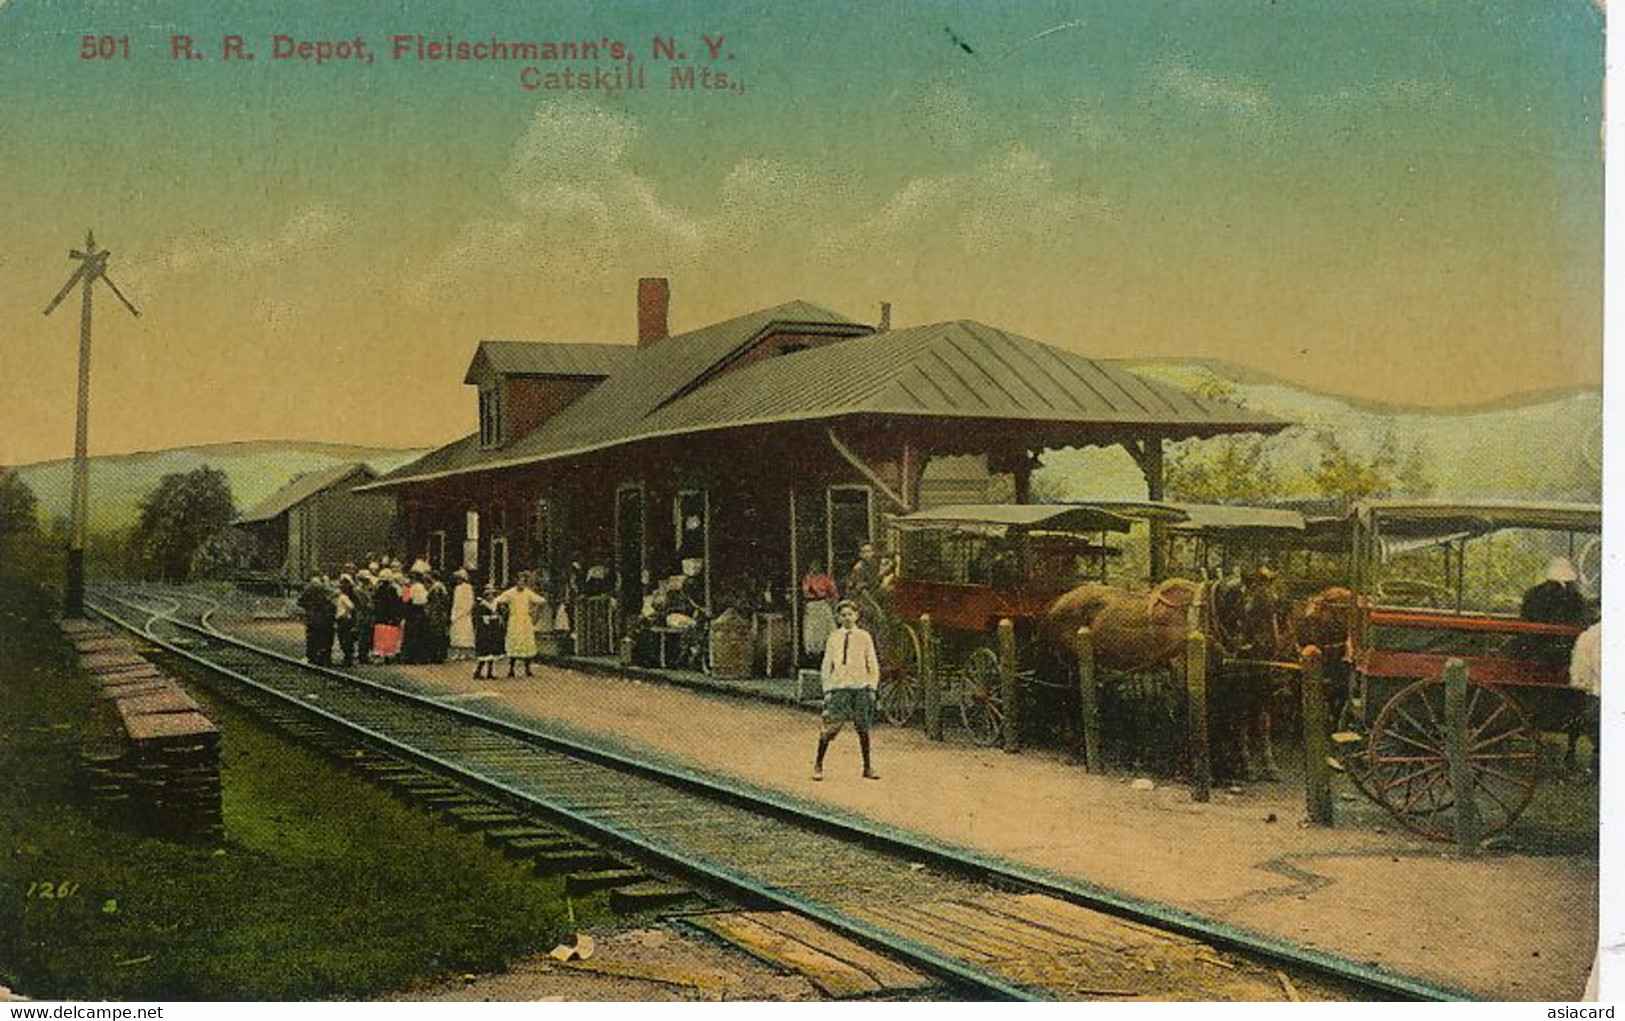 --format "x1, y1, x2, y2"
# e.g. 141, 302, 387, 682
637, 277, 670, 347
878, 301, 892, 332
